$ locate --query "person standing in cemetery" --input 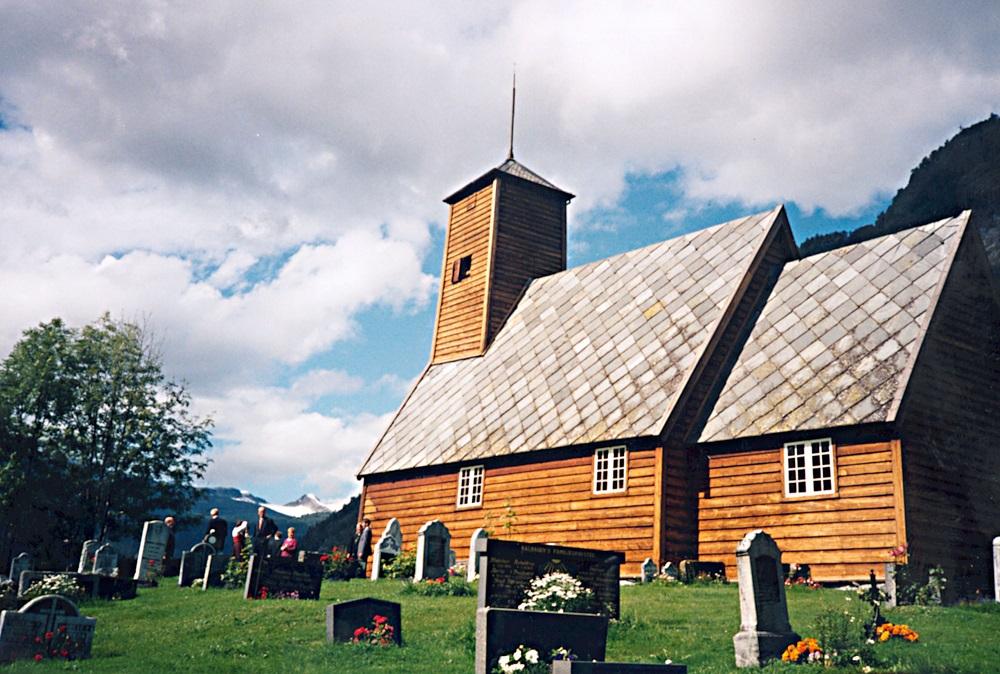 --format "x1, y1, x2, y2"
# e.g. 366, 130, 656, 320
163, 516, 176, 562
204, 508, 228, 552
356, 518, 373, 577
269, 530, 283, 558
280, 527, 297, 558
231, 520, 248, 559
253, 506, 278, 556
